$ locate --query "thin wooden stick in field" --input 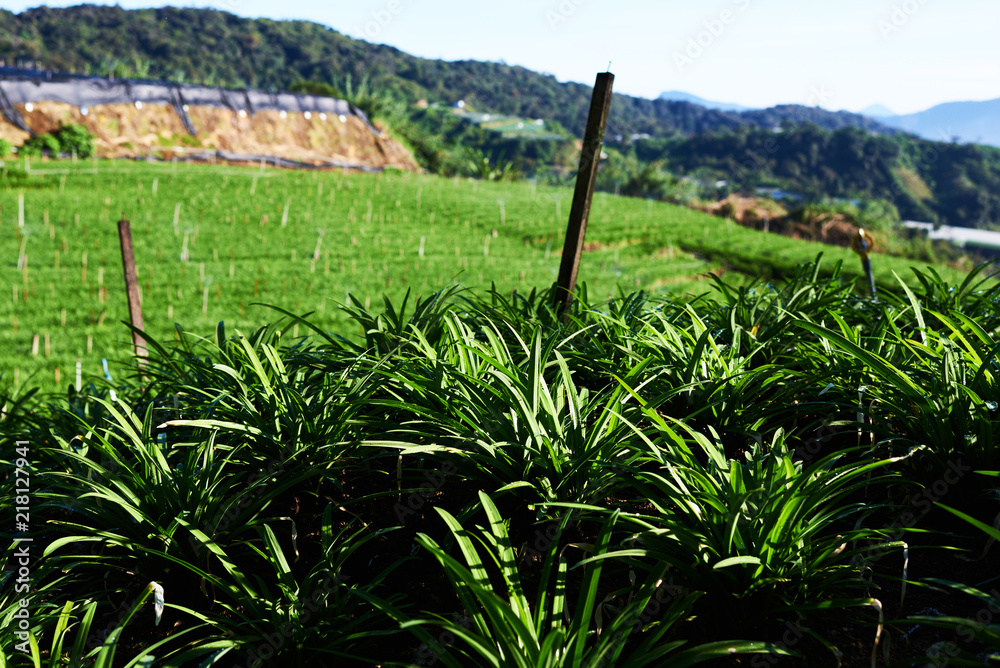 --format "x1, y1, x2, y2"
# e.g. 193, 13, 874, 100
117, 218, 148, 360
313, 229, 325, 260
17, 236, 27, 270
